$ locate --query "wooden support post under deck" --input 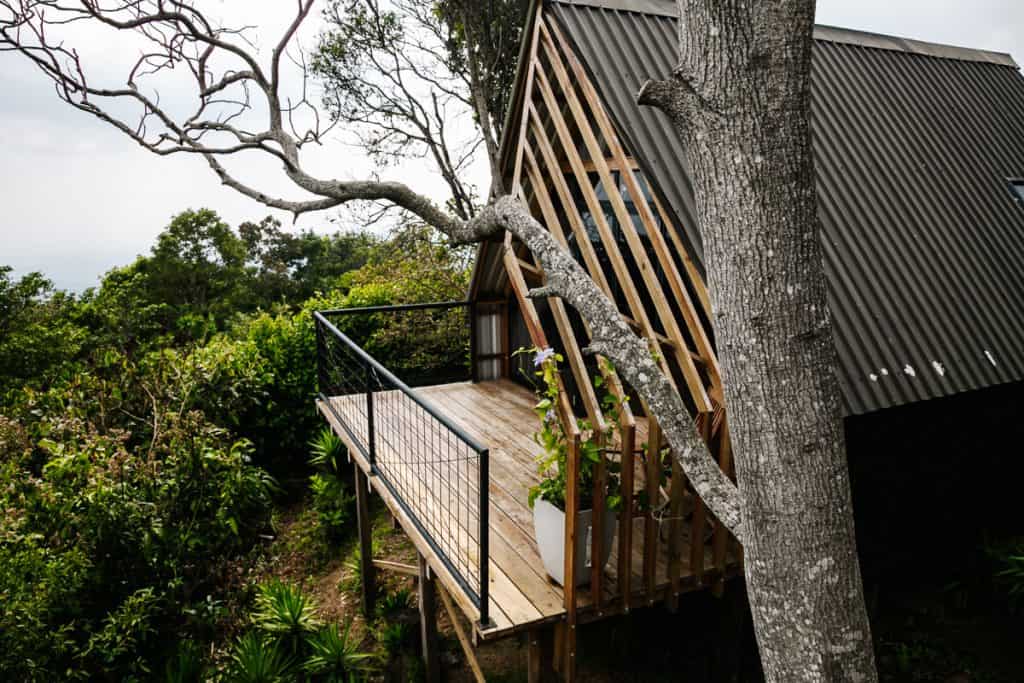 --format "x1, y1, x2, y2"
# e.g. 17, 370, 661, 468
418, 554, 441, 683
354, 465, 376, 617
643, 420, 663, 599
617, 420, 636, 613
589, 432, 607, 608
528, 626, 555, 683
666, 455, 685, 611
562, 433, 580, 682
